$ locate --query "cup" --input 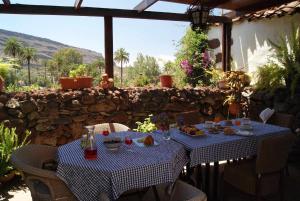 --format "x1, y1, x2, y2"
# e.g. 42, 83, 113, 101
242, 118, 251, 126
162, 130, 171, 140
204, 121, 213, 129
